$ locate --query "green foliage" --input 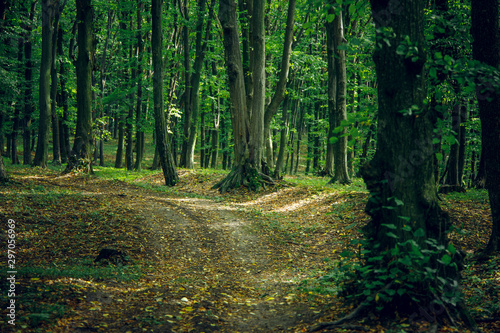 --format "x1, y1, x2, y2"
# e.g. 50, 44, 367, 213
338, 224, 462, 314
